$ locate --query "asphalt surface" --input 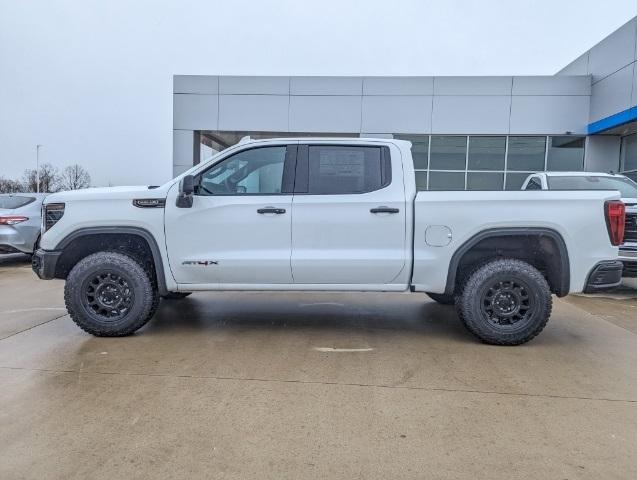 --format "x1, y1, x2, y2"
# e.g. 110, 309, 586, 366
1, 253, 637, 479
